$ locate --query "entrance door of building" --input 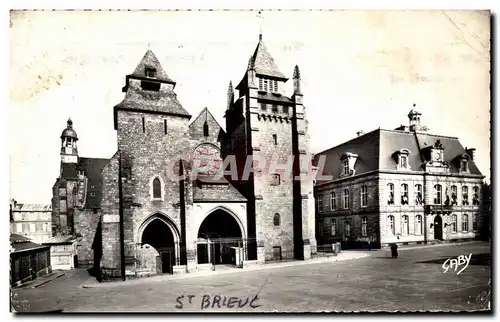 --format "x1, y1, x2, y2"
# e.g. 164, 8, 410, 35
434, 215, 443, 240
161, 251, 174, 274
